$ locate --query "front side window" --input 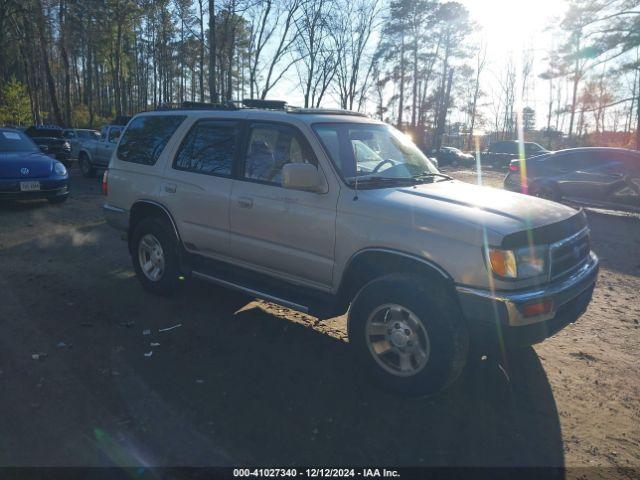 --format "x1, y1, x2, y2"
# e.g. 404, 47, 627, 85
100, 127, 108, 141
173, 119, 237, 176
313, 123, 438, 185
244, 124, 315, 185
117, 115, 185, 165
